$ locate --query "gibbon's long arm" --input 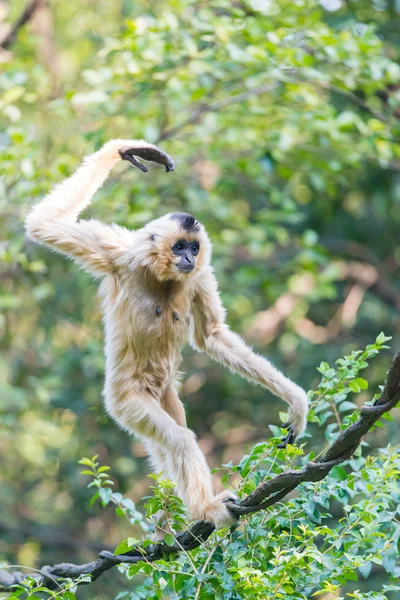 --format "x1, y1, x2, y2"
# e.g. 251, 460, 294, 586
25, 140, 174, 276
191, 271, 309, 440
